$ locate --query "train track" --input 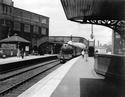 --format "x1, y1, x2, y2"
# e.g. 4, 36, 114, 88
0, 59, 61, 97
